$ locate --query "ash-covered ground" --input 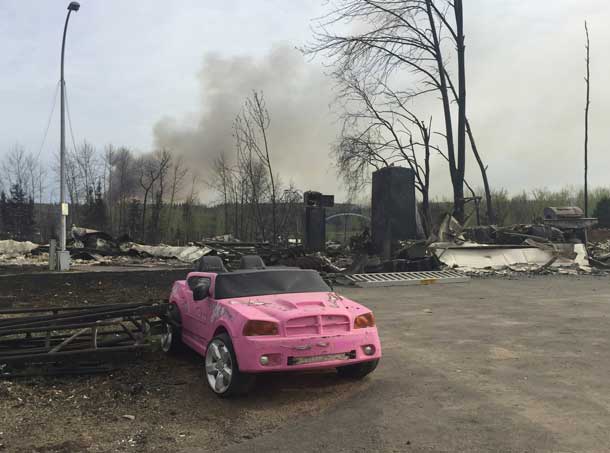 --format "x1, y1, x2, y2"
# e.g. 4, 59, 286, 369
1, 270, 610, 452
